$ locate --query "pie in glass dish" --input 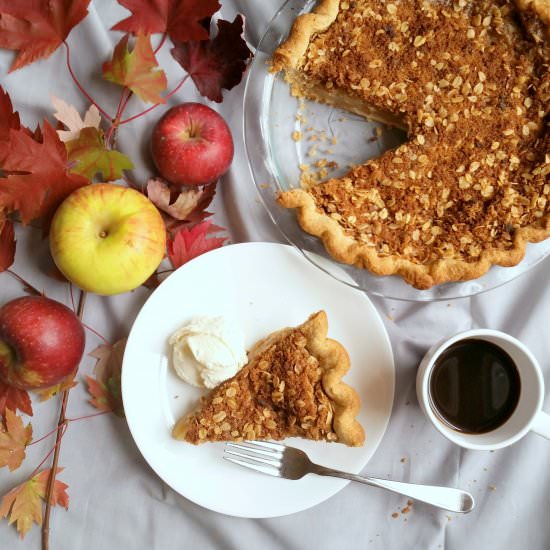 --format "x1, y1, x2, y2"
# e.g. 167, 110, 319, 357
272, 0, 550, 289
172, 311, 365, 446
